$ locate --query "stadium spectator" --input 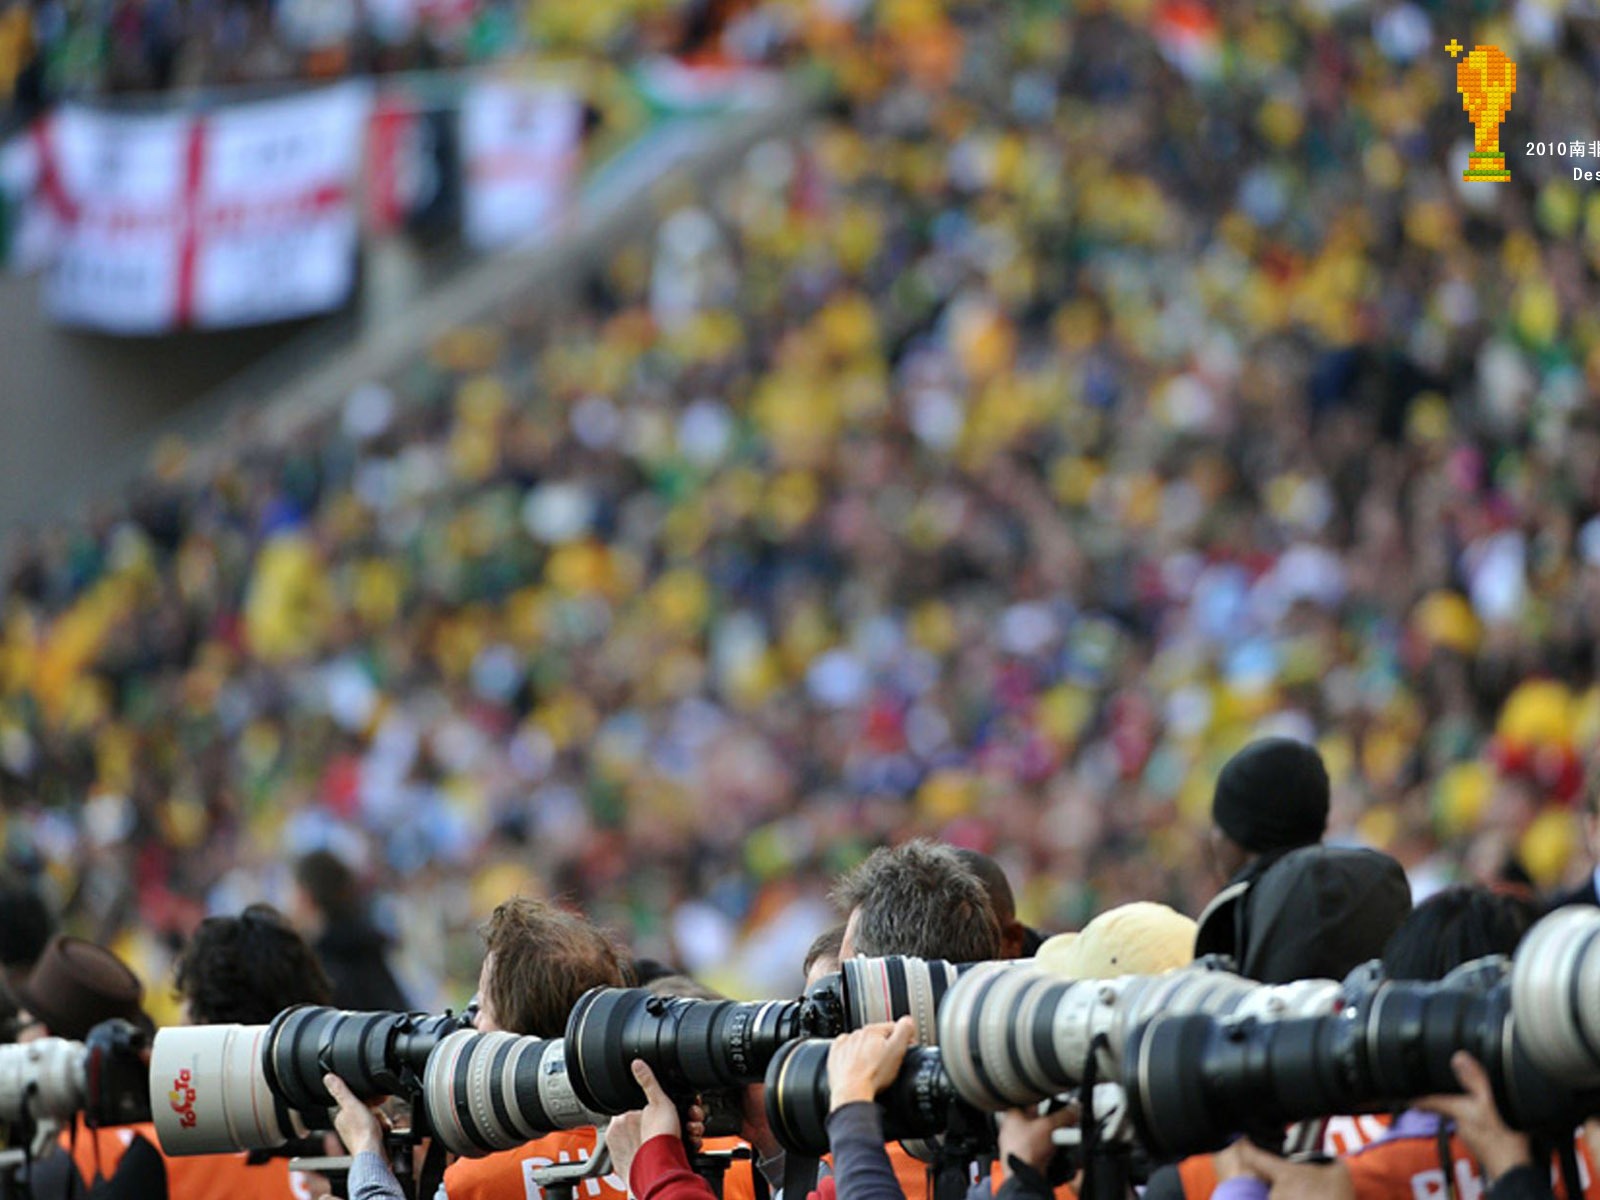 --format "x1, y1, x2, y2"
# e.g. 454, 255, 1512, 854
292, 849, 410, 1013
1547, 784, 1600, 910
